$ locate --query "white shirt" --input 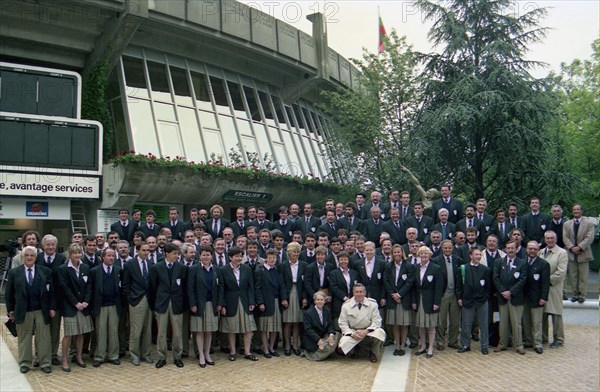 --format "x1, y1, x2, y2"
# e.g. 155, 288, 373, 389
341, 268, 351, 293
67, 260, 81, 278
290, 261, 299, 283
419, 261, 429, 282
365, 258, 375, 278
231, 264, 240, 285
24, 264, 36, 281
